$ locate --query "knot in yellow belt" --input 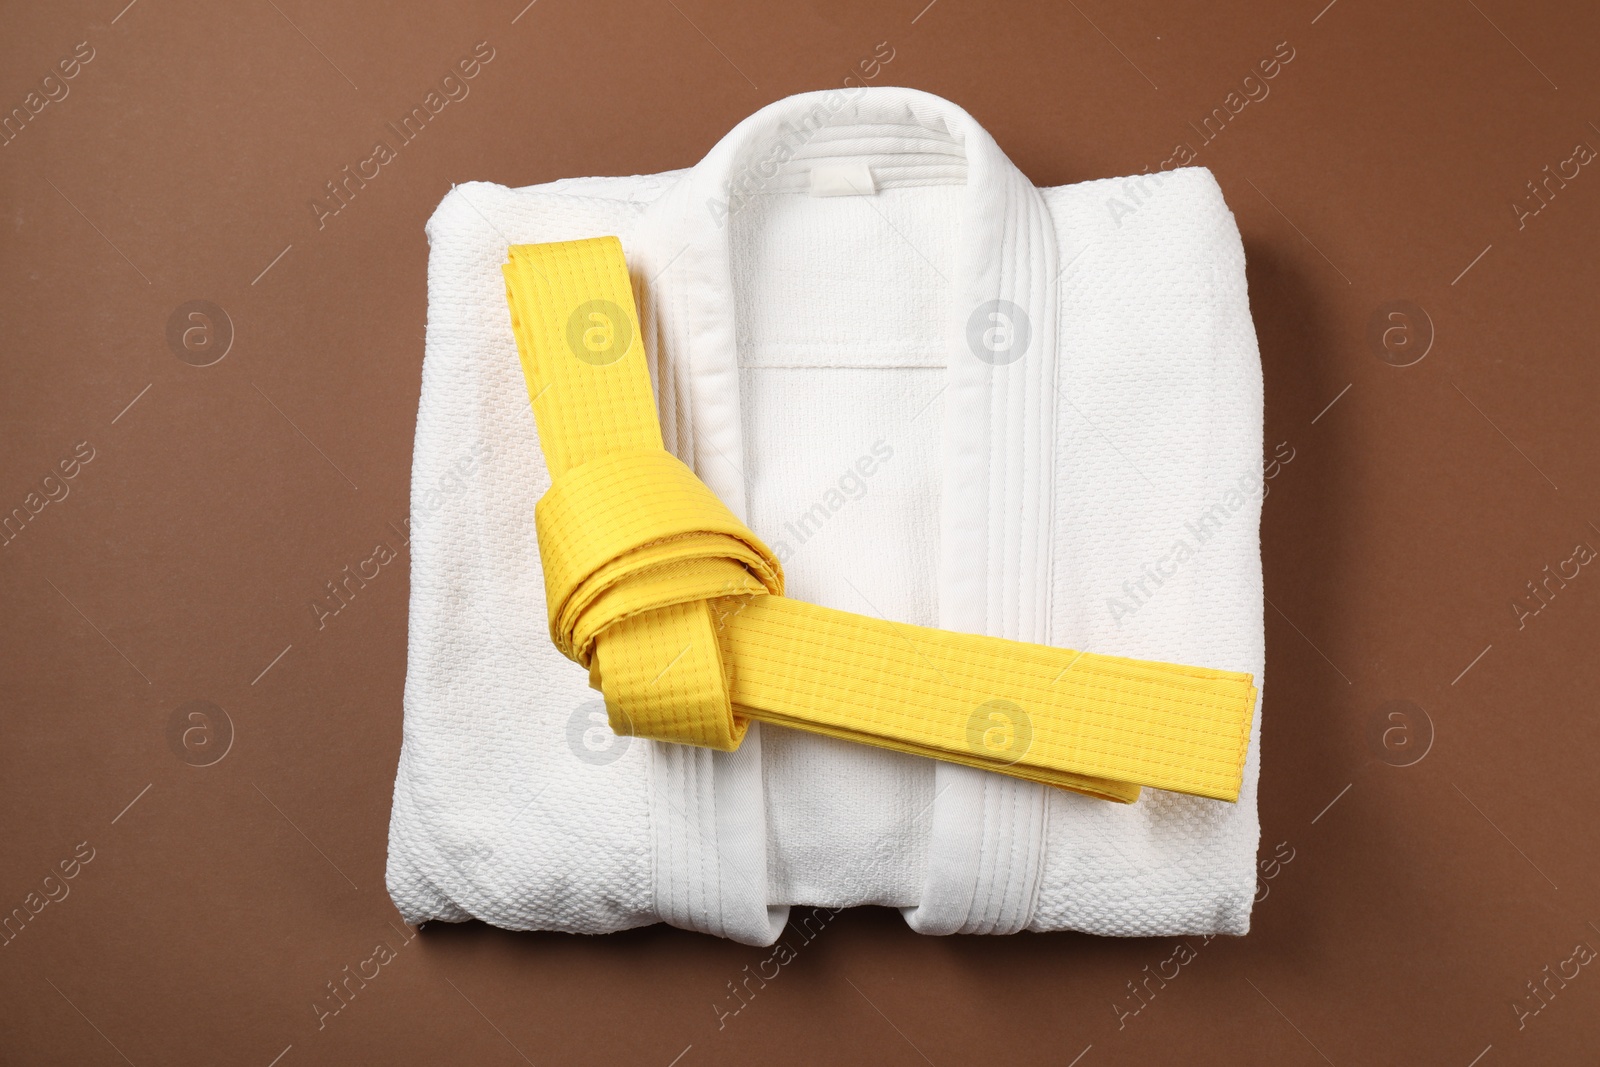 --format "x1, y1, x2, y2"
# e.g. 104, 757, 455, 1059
504, 236, 1258, 804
